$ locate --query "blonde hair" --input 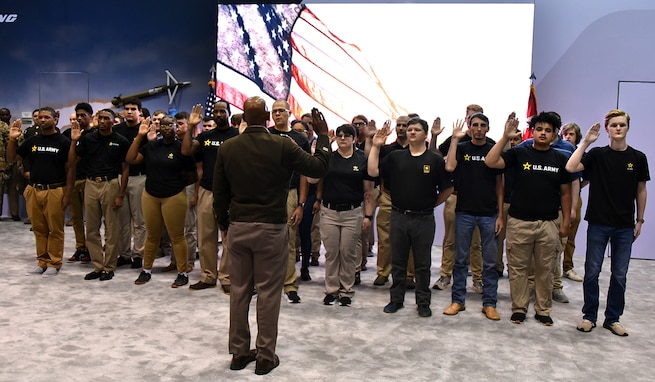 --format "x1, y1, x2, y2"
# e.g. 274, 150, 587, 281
604, 109, 630, 128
